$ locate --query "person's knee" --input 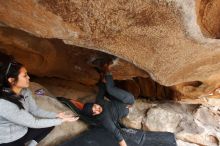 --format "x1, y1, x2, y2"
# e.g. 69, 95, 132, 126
130, 97, 135, 105
126, 94, 135, 105
106, 84, 114, 94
